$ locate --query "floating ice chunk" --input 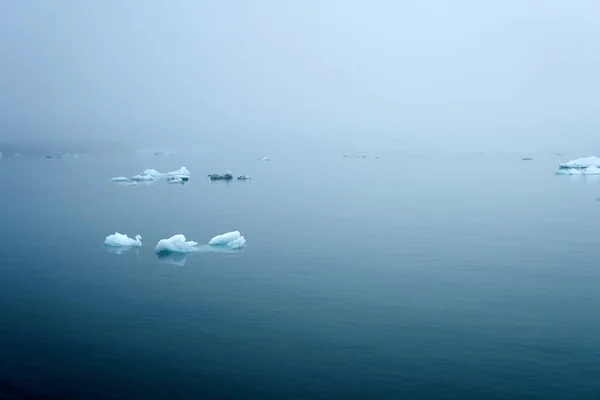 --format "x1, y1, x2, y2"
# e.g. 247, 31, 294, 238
555, 169, 570, 175
568, 168, 583, 175
584, 166, 600, 175
155, 235, 198, 253
258, 156, 270, 162
105, 233, 142, 247
560, 156, 600, 169
111, 176, 130, 182
166, 166, 191, 177
144, 169, 165, 178
208, 172, 233, 181
208, 231, 246, 249
131, 174, 155, 181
